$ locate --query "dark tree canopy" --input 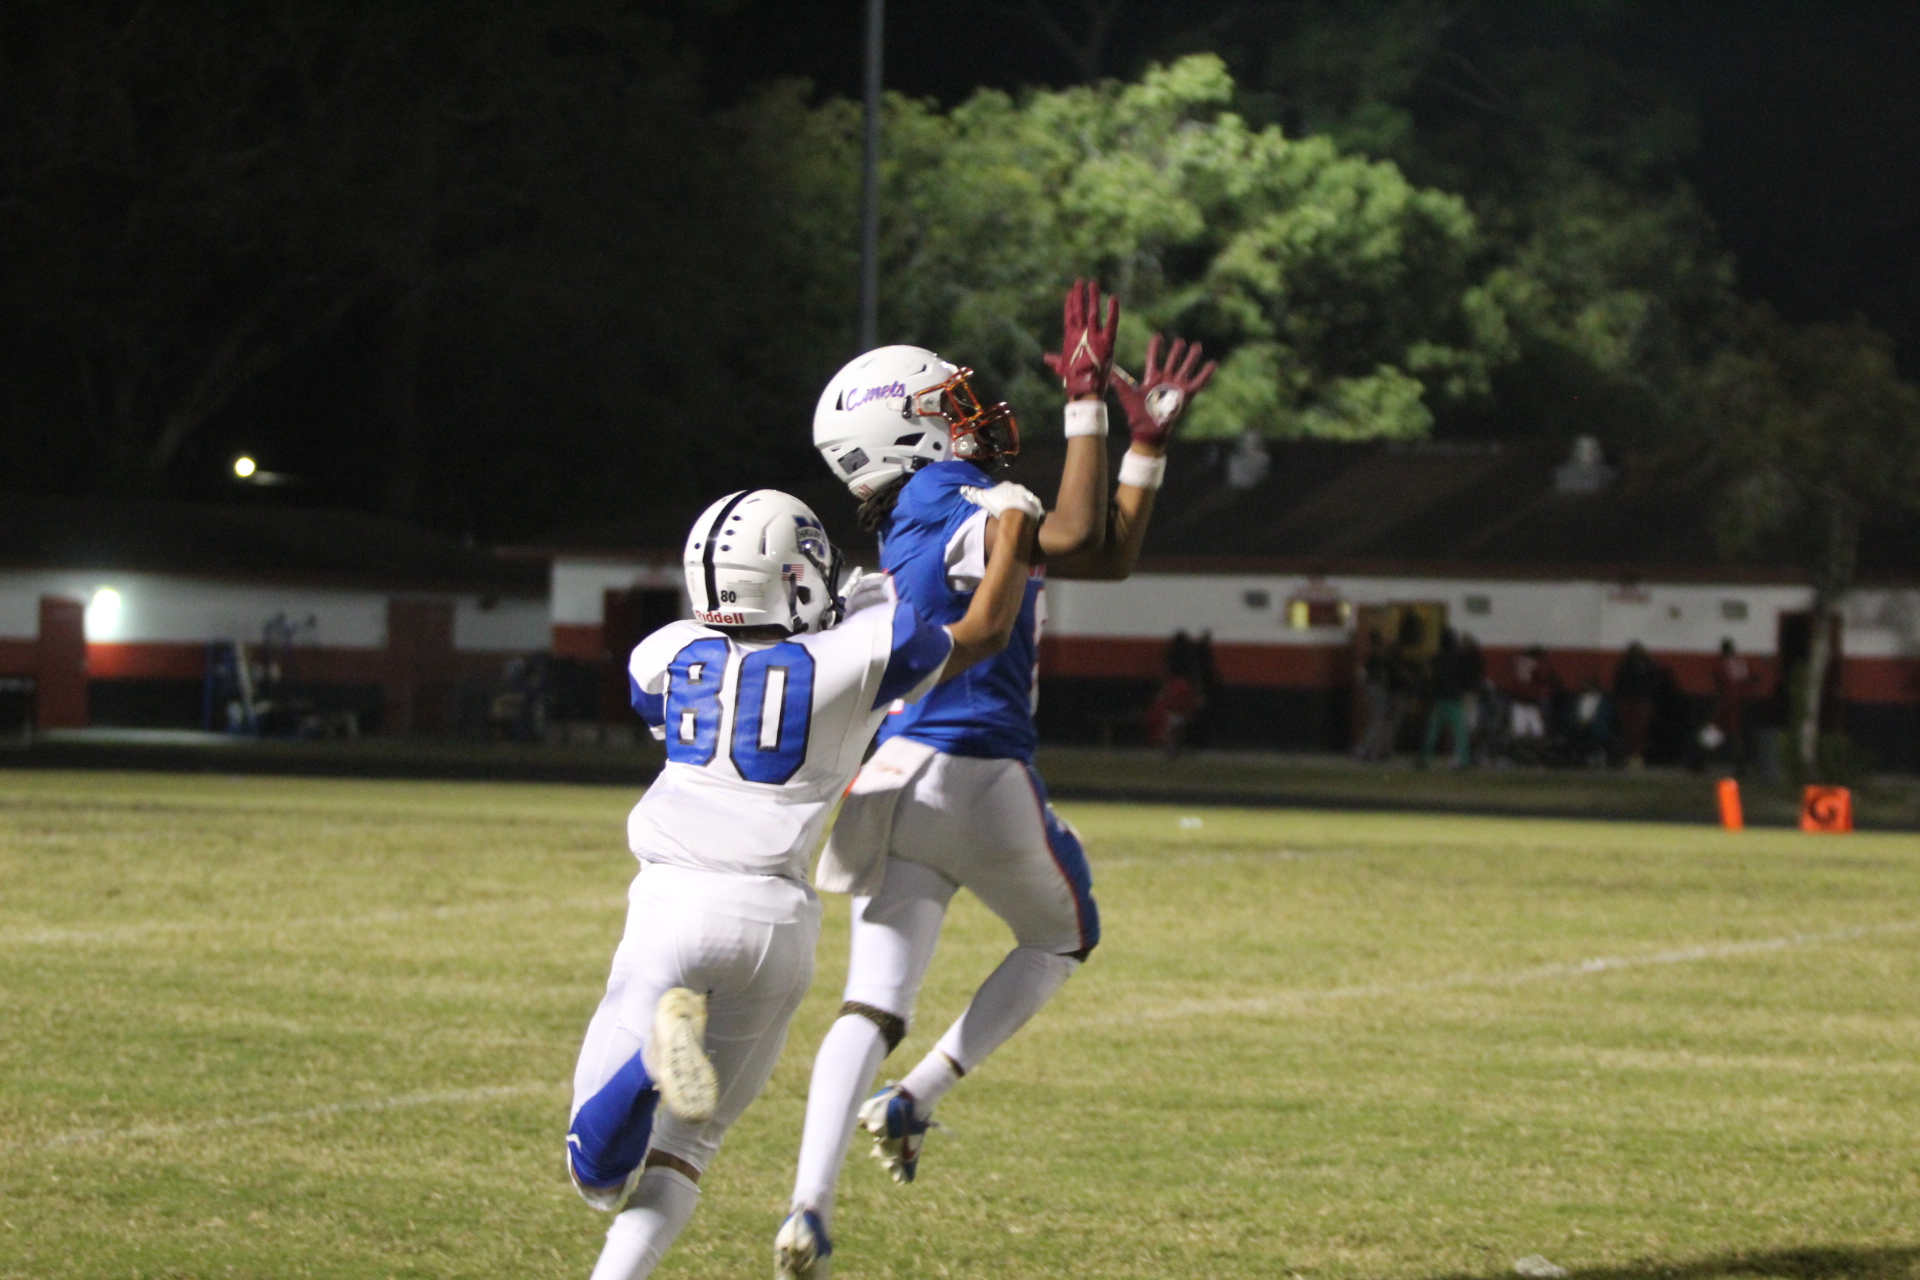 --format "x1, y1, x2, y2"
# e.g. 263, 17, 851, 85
2, 0, 1916, 557
0, 1, 832, 537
